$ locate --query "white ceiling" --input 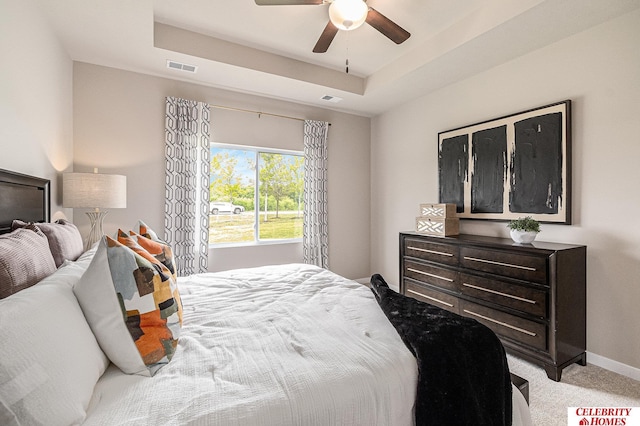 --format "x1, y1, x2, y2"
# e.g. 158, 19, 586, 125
35, 0, 640, 117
